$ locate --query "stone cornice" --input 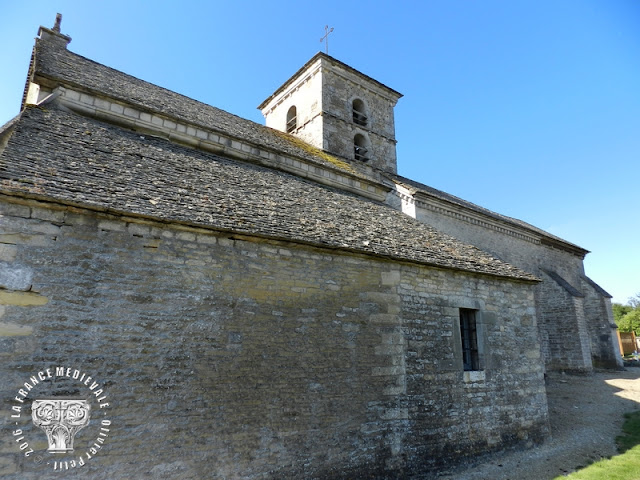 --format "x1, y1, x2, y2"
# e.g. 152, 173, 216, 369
405, 190, 587, 257
320, 60, 402, 106
258, 60, 321, 116
418, 195, 541, 245
258, 52, 402, 112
